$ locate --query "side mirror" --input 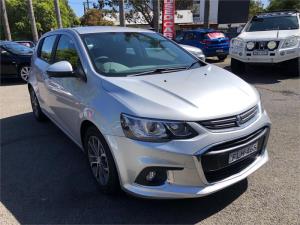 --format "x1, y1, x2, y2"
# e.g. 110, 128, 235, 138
47, 61, 75, 78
